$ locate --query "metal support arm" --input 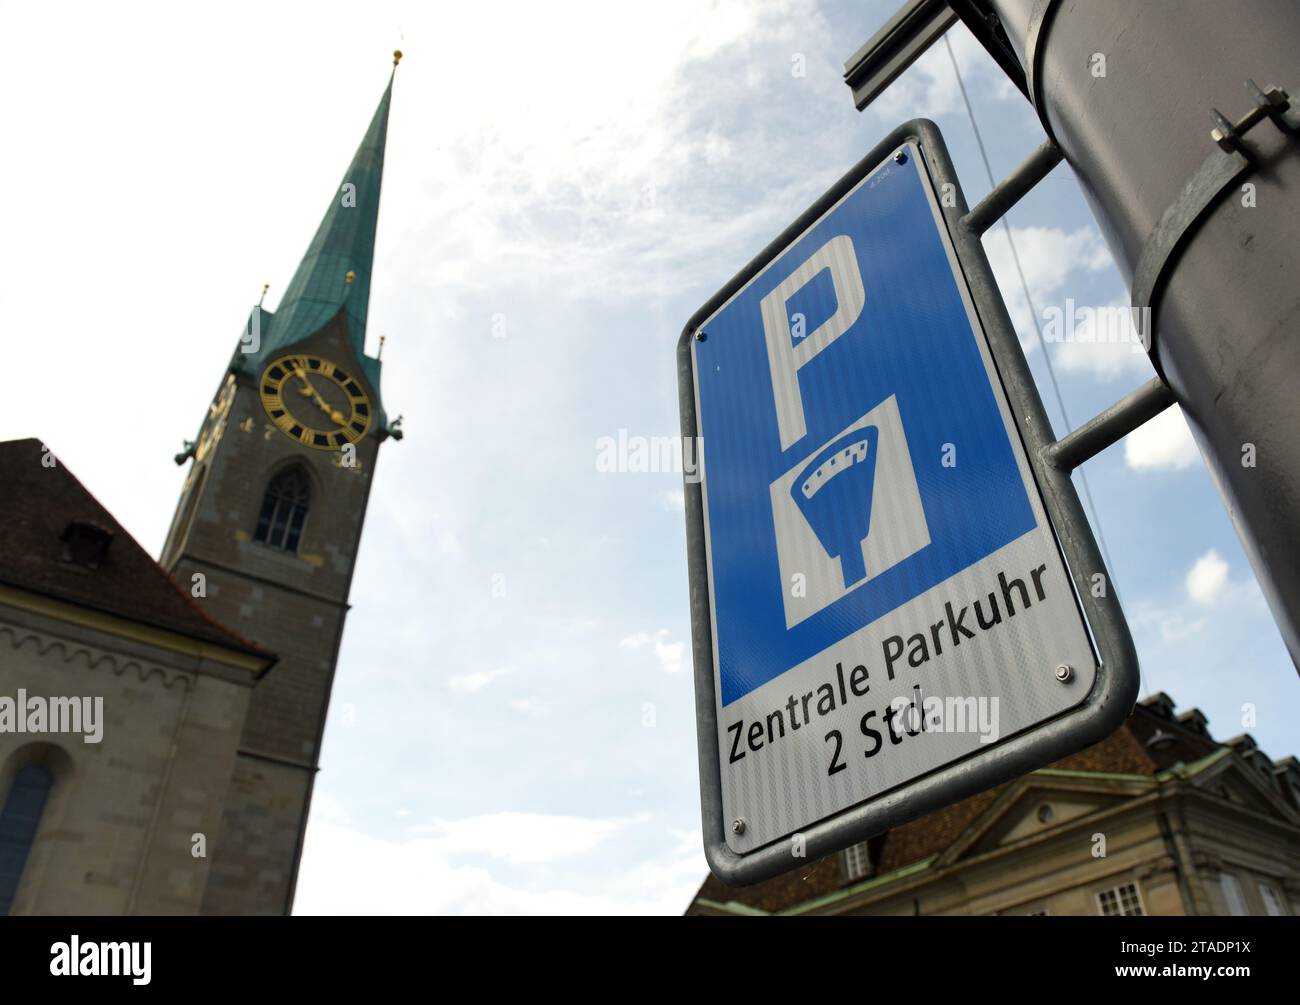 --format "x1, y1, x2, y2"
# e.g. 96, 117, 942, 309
1044, 377, 1175, 473
962, 139, 1062, 235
